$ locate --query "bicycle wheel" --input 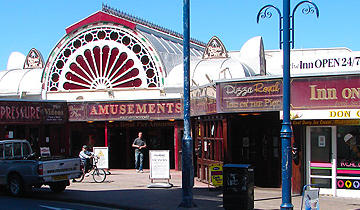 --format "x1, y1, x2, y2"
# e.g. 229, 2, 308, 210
92, 168, 106, 183
73, 169, 85, 182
